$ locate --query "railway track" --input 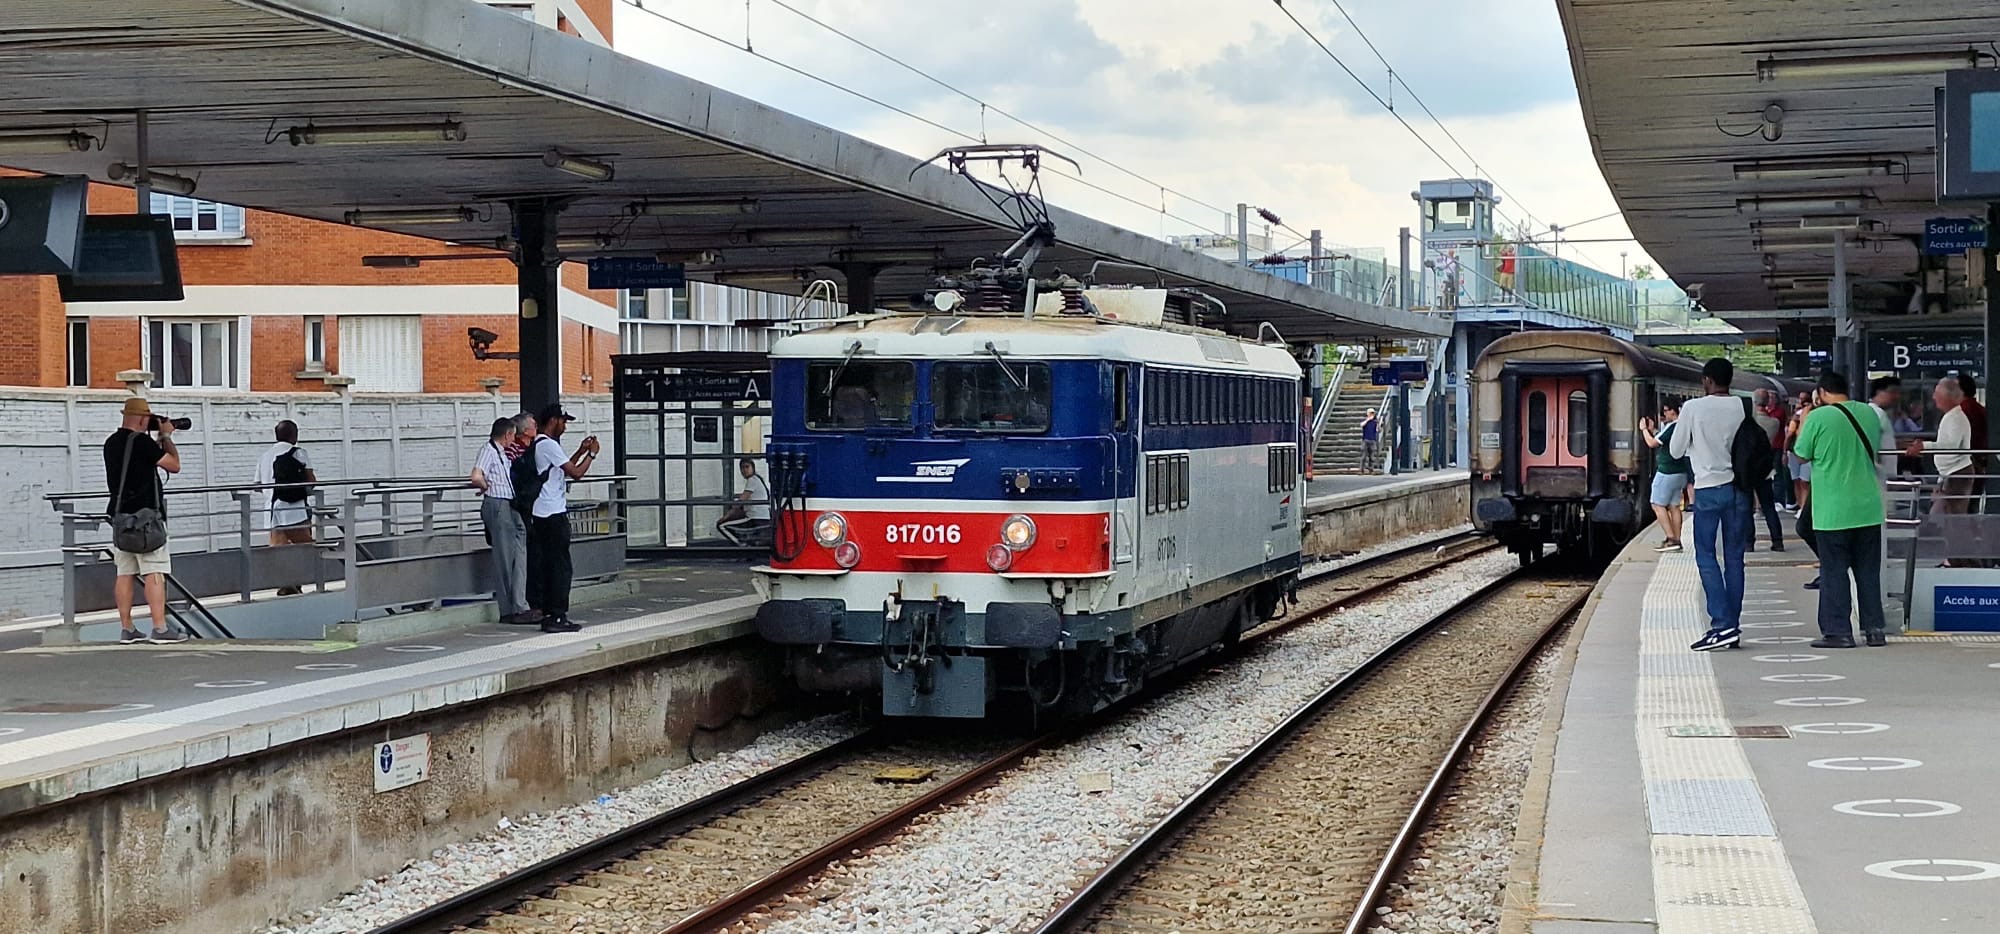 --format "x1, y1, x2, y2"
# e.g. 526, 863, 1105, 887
1029, 567, 1591, 934
366, 530, 1501, 934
